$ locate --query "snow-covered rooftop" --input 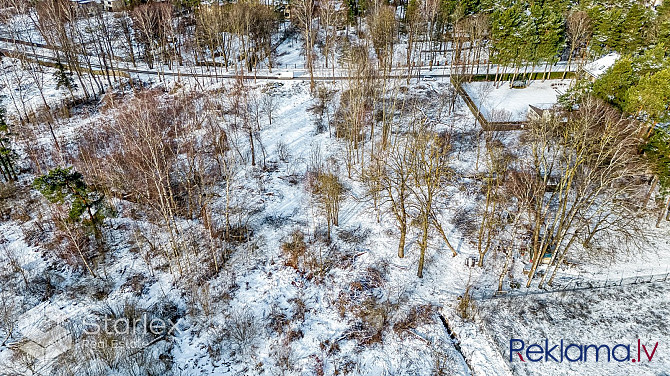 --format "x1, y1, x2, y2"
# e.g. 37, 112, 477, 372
583, 52, 621, 79
461, 80, 571, 123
